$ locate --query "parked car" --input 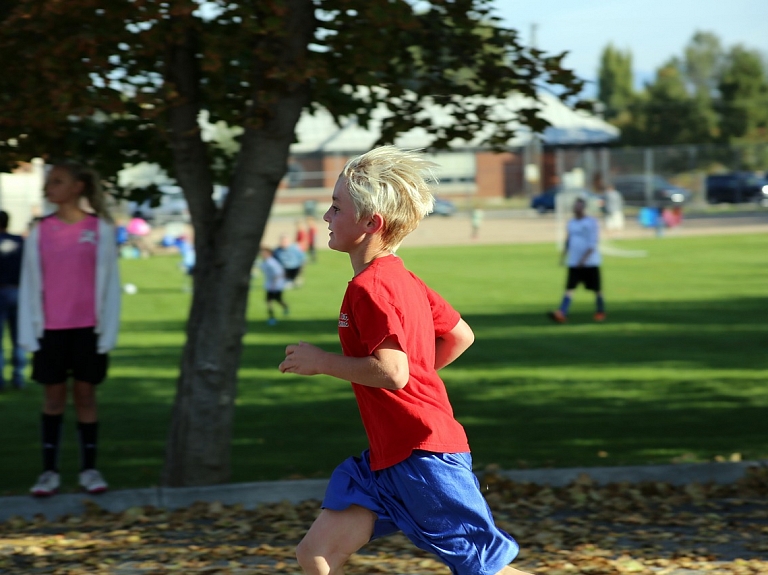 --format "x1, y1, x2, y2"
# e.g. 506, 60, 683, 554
611, 175, 692, 207
530, 186, 560, 213
706, 172, 768, 204
429, 197, 457, 216
128, 188, 189, 222
530, 187, 603, 213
